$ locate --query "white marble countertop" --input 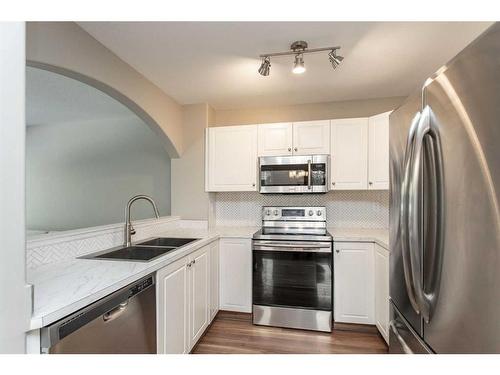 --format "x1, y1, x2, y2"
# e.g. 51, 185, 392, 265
328, 227, 389, 250
214, 225, 259, 238
28, 228, 220, 330
28, 224, 387, 330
